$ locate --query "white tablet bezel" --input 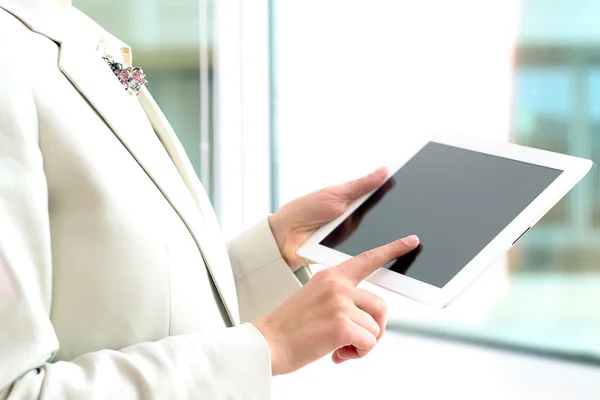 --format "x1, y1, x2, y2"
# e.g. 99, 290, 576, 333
297, 135, 593, 308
